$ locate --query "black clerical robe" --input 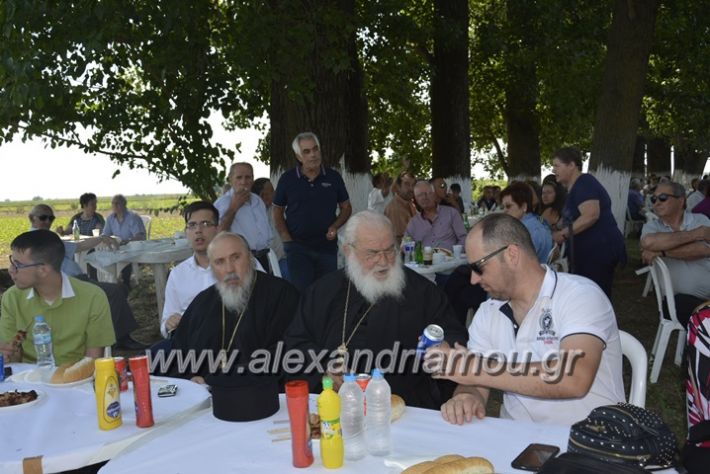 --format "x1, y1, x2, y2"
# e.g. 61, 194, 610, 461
169, 271, 299, 379
284, 267, 468, 409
